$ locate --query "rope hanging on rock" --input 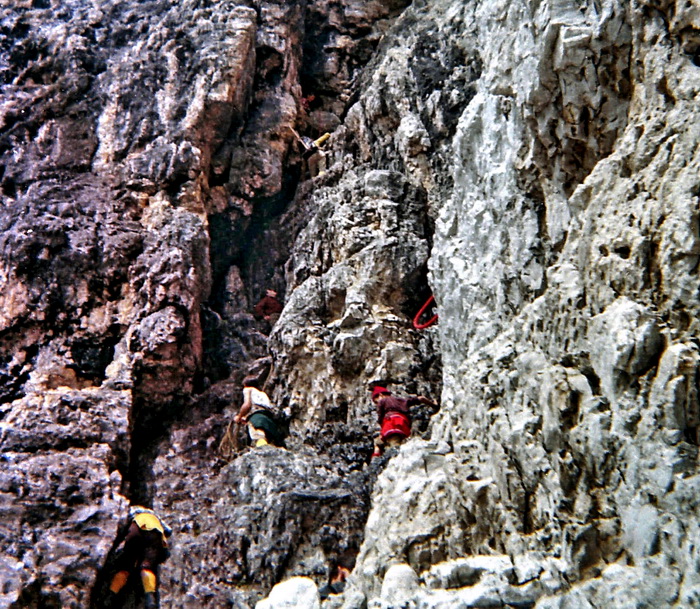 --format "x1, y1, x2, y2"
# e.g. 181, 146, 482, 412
218, 420, 241, 458
413, 295, 438, 329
